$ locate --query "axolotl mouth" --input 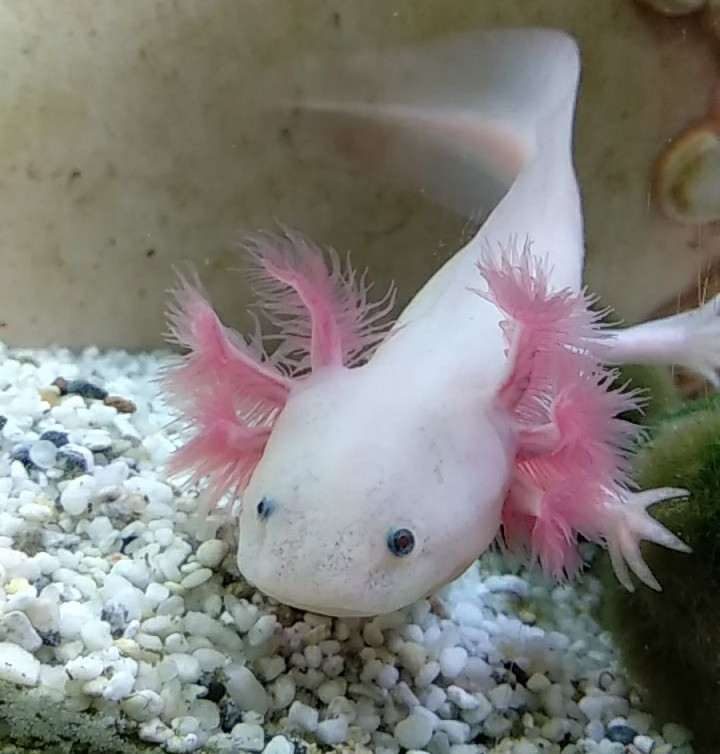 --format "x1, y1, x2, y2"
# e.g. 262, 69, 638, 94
248, 582, 382, 618
238, 528, 483, 618
242, 553, 480, 618
240, 572, 394, 618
